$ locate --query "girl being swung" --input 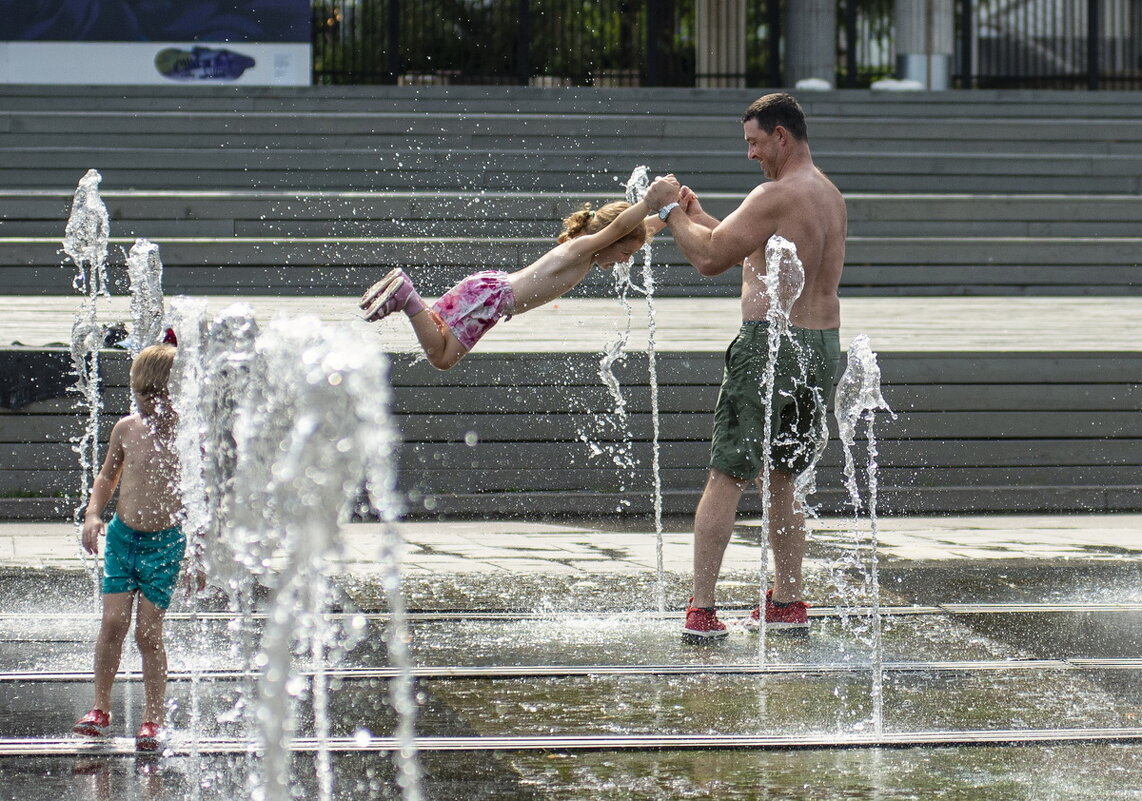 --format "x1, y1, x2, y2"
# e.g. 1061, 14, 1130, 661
359, 177, 675, 369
